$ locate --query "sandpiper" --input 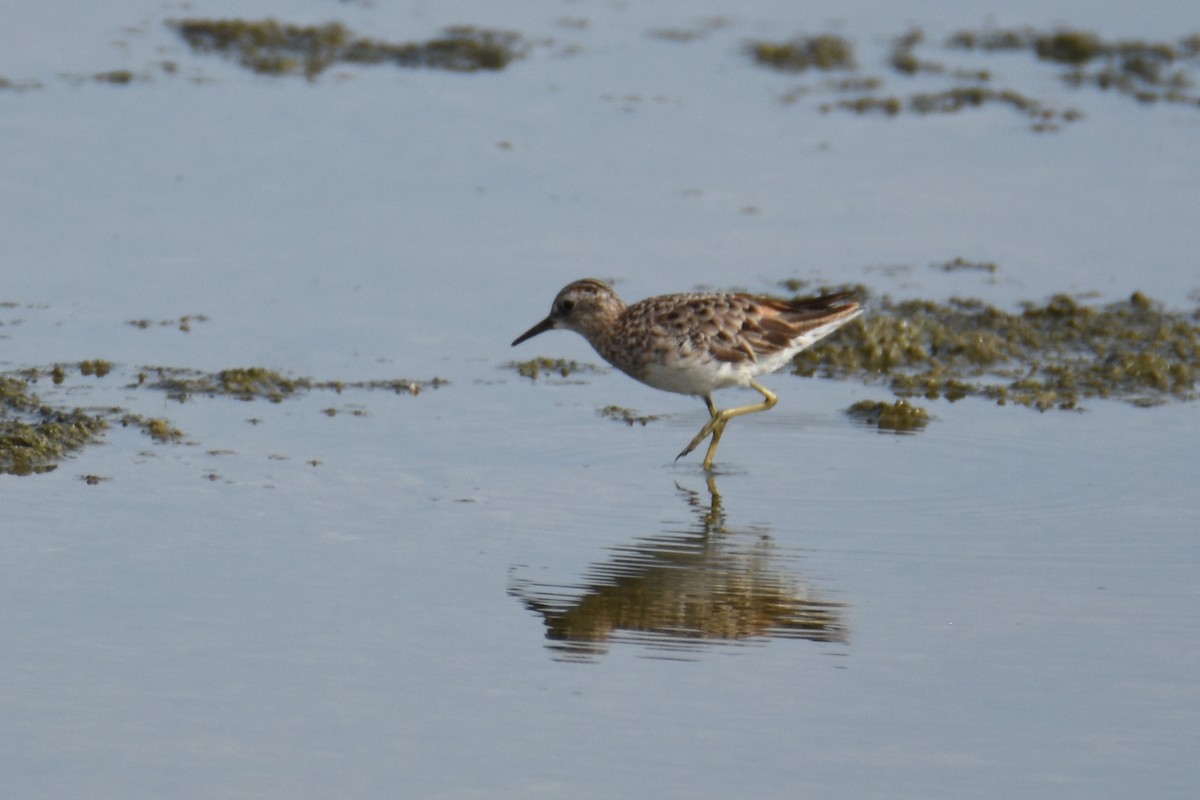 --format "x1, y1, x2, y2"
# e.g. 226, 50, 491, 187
512, 278, 861, 470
